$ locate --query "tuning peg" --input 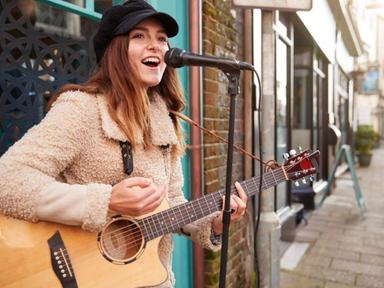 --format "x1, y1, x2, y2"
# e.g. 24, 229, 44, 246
302, 178, 307, 184
309, 176, 315, 182
294, 181, 300, 187
283, 153, 290, 160
297, 146, 303, 153
289, 149, 297, 156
